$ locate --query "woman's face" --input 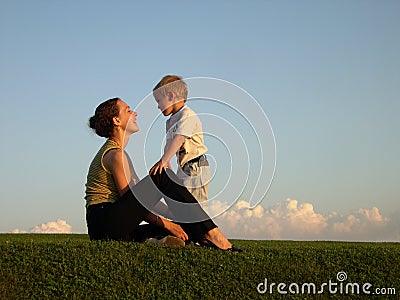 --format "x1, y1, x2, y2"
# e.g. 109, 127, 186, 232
117, 100, 139, 134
